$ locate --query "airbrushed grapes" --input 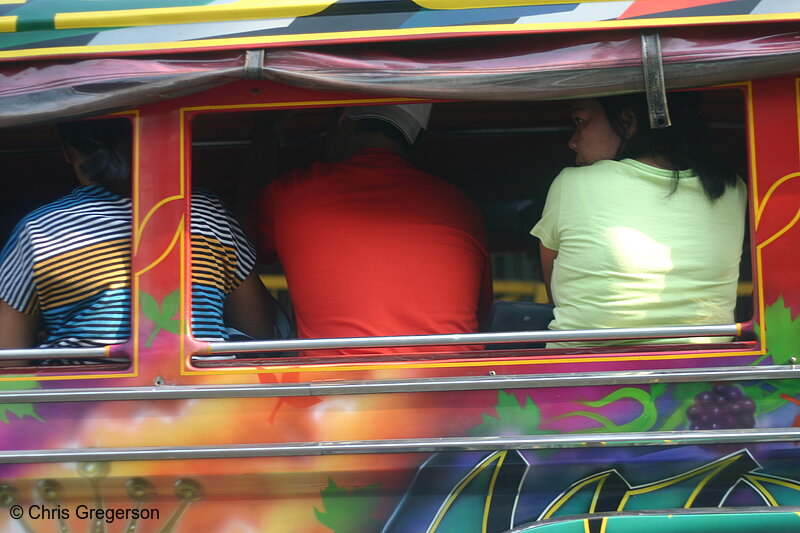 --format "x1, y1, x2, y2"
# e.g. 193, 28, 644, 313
686, 384, 756, 430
